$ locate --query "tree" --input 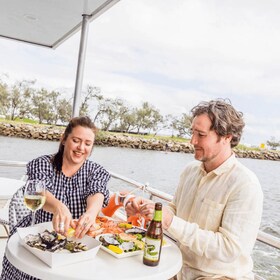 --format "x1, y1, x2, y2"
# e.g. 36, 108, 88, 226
98, 98, 126, 131
170, 113, 192, 137
266, 137, 280, 150
47, 90, 60, 124
80, 85, 102, 116
153, 114, 172, 136
134, 102, 162, 134
0, 80, 9, 116
7, 80, 35, 120
57, 98, 72, 124
116, 107, 137, 133
31, 88, 50, 123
